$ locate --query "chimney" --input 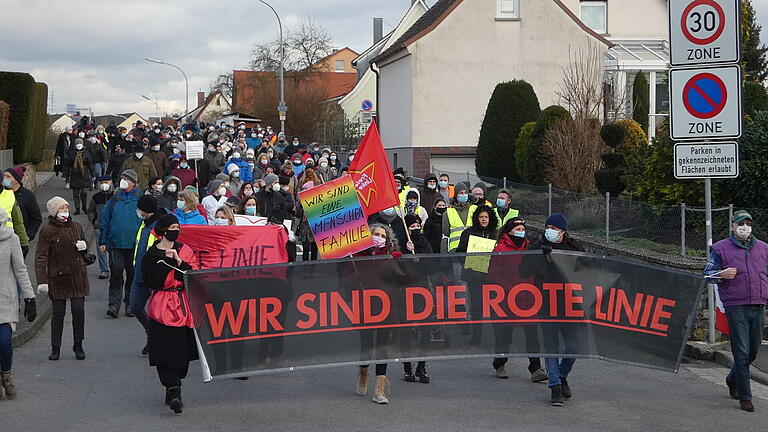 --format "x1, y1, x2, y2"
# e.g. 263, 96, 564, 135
197, 91, 205, 107
373, 18, 383, 44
